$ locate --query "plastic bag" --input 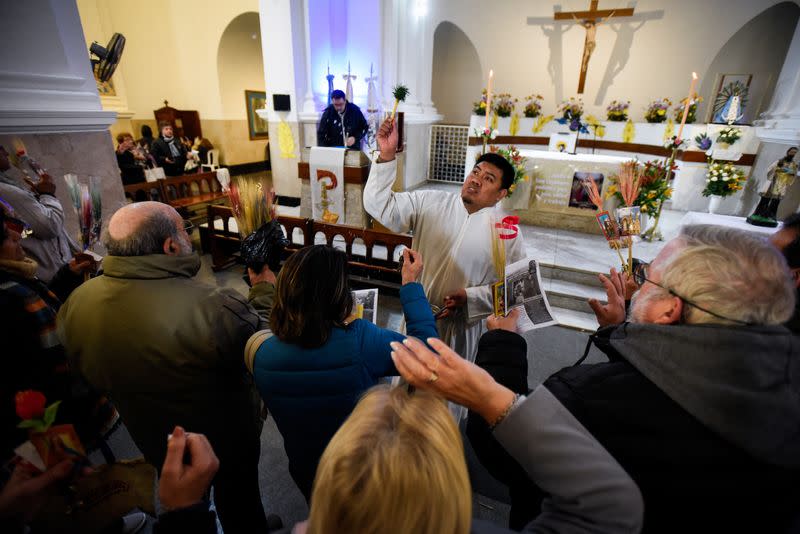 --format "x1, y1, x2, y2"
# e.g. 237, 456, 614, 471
240, 219, 289, 273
